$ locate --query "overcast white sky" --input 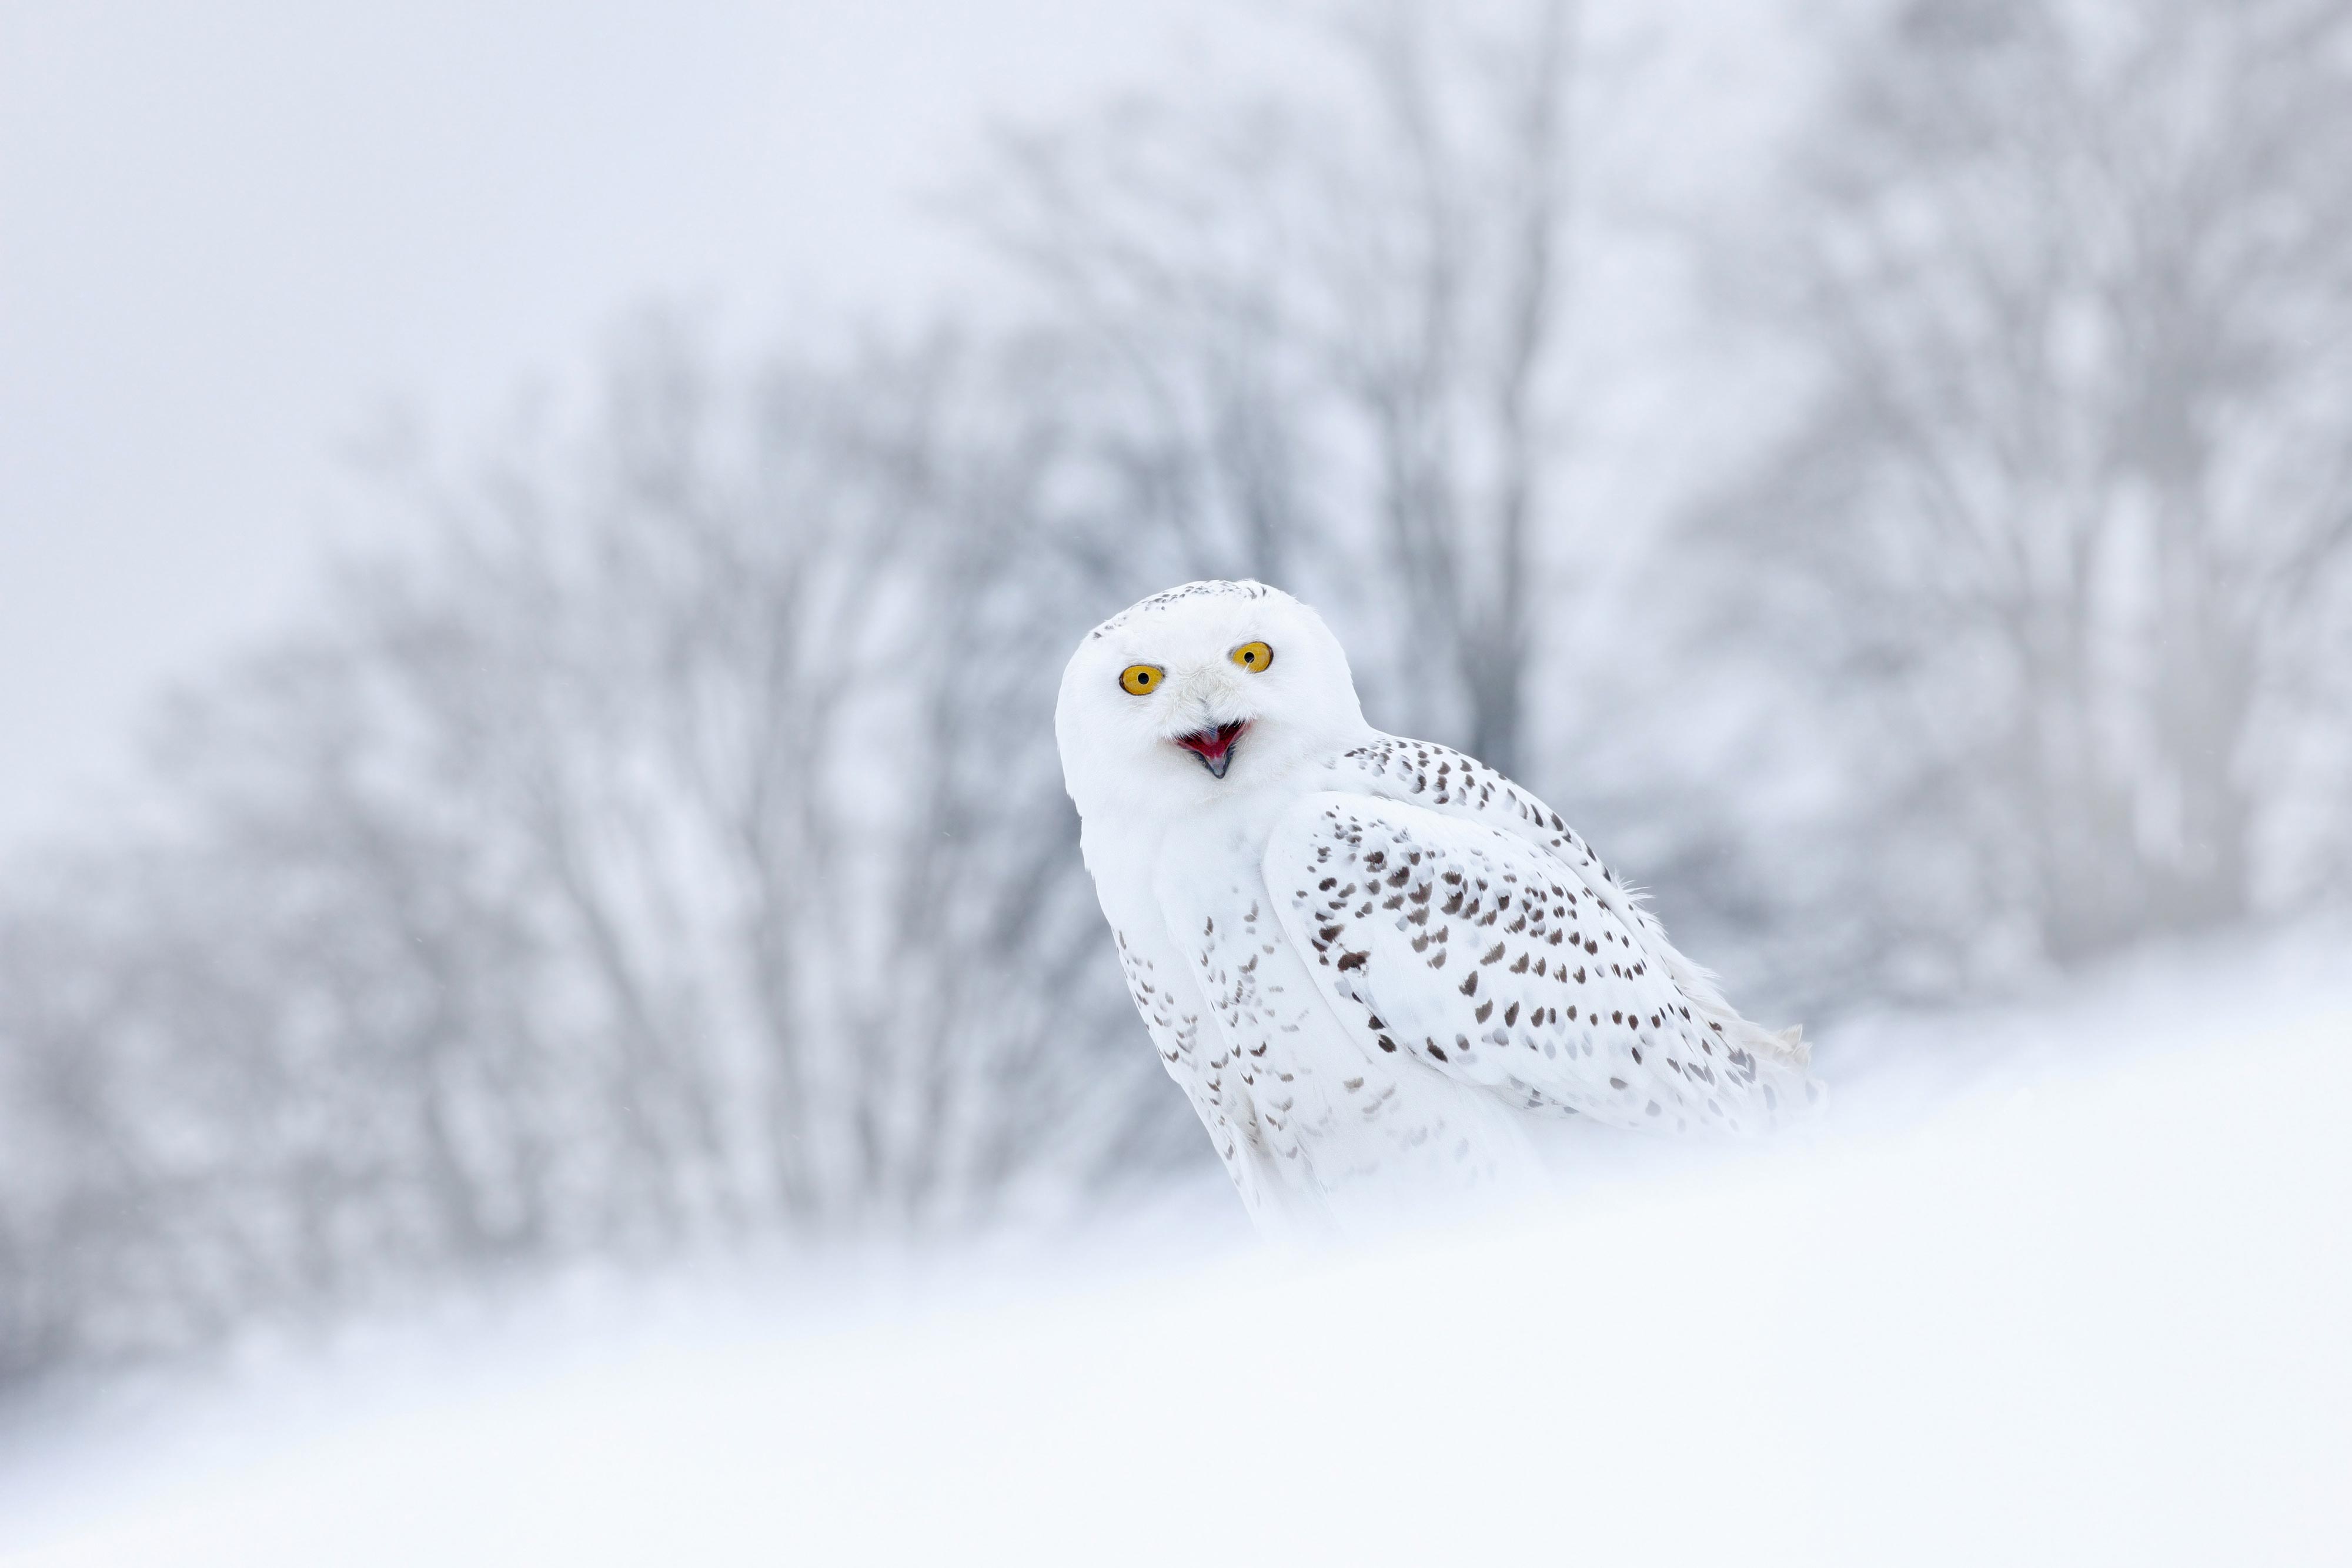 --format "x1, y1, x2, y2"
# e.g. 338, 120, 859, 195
0, 0, 1241, 847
